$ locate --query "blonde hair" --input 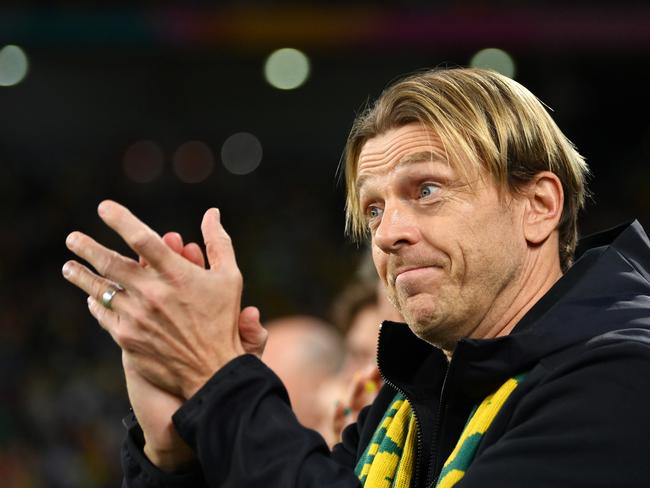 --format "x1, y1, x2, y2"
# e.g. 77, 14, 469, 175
344, 67, 590, 271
